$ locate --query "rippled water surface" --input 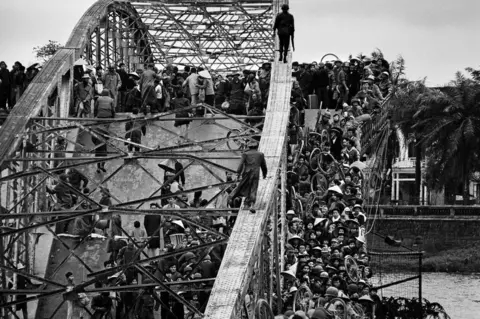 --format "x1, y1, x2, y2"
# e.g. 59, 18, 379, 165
422, 273, 480, 319
380, 273, 480, 319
